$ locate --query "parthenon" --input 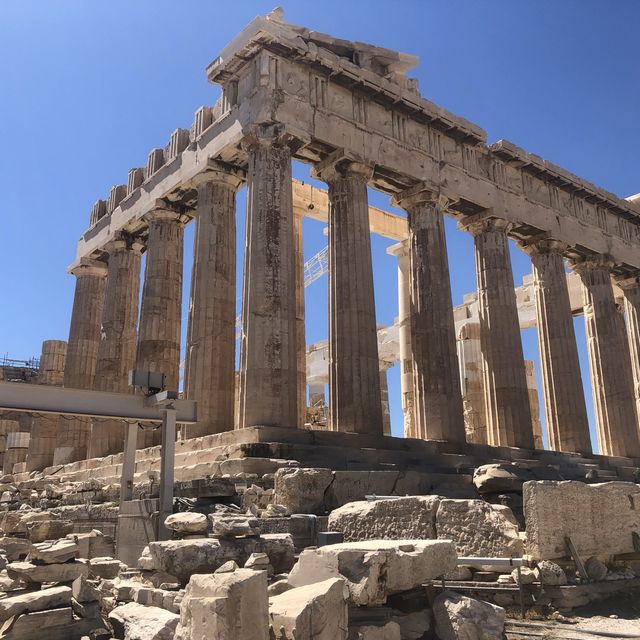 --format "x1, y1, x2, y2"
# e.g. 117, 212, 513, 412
35, 8, 638, 466
2, 7, 640, 638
